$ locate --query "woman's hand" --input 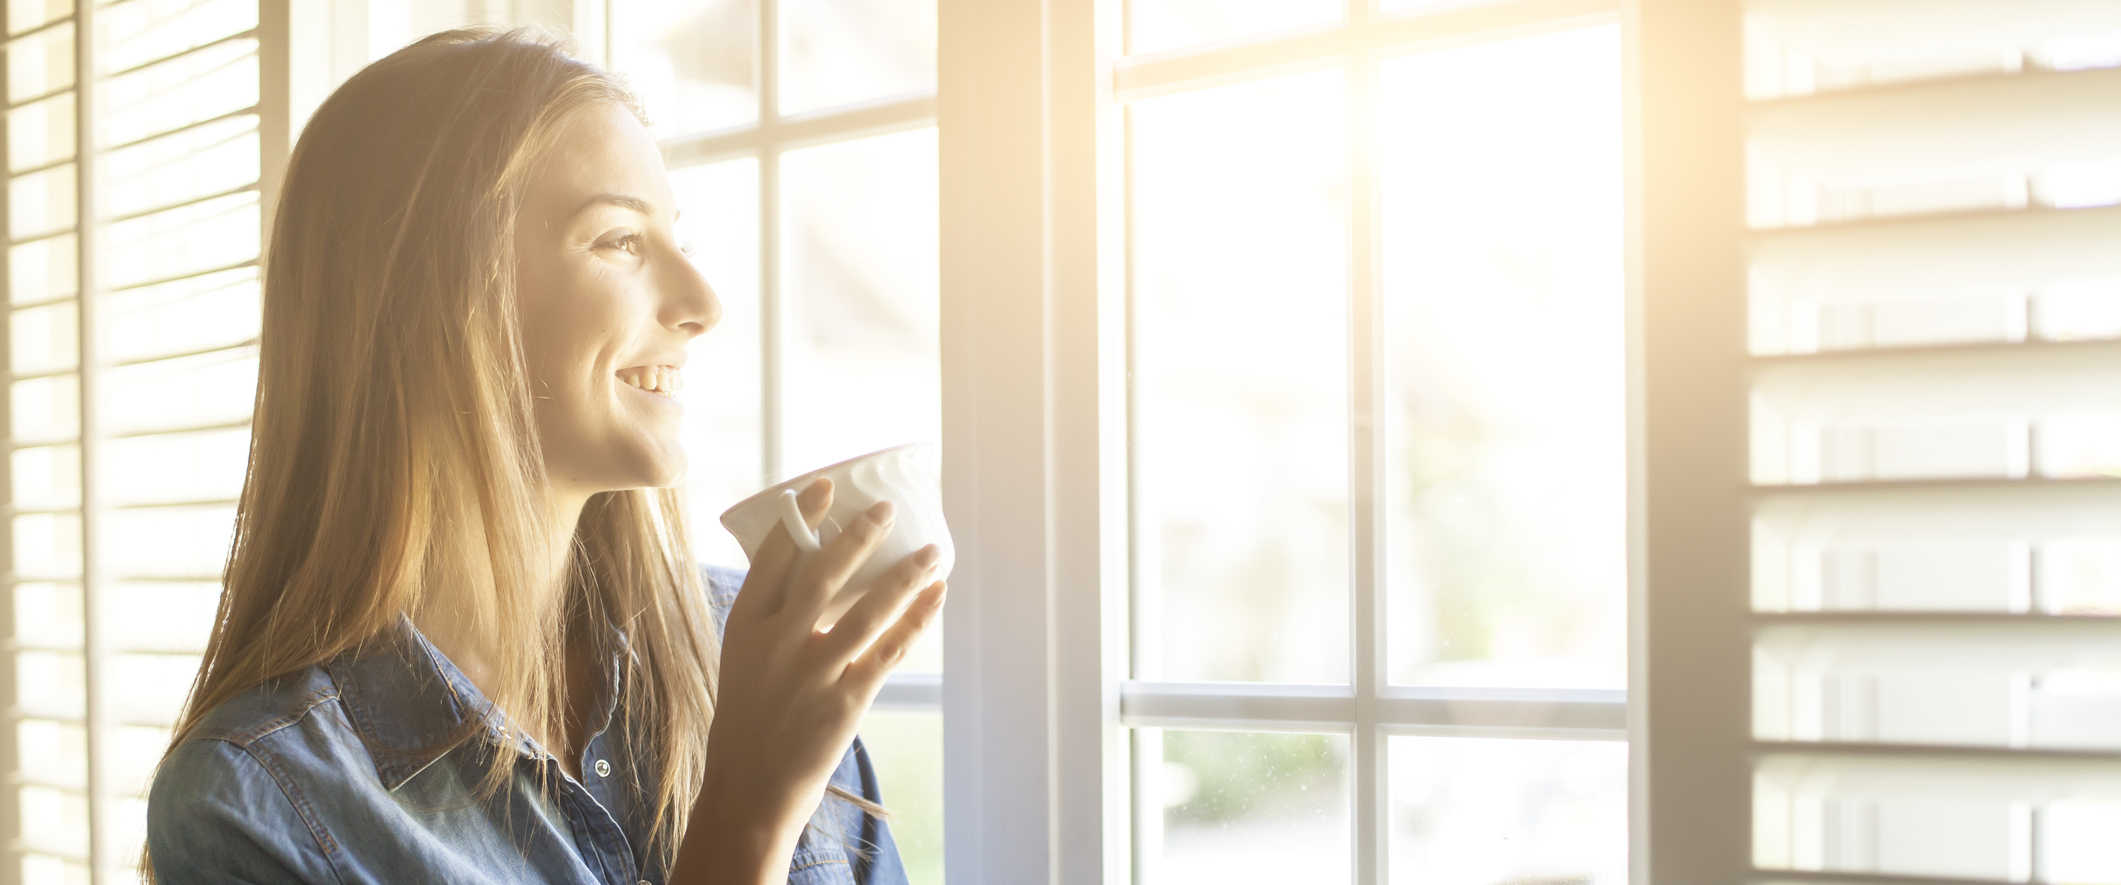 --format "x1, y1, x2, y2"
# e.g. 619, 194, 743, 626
671, 478, 947, 885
